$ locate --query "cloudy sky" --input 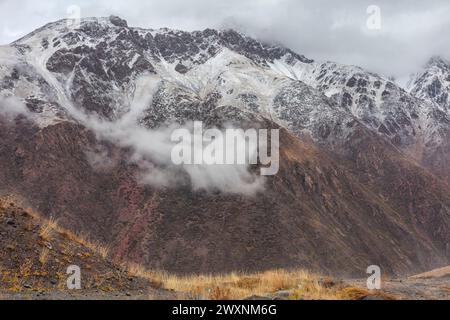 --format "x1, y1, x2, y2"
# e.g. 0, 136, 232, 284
0, 0, 449, 82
